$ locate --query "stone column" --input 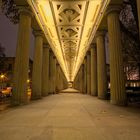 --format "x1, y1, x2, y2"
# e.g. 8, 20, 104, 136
56, 63, 60, 93
31, 30, 43, 100
75, 71, 79, 90
12, 8, 32, 105
42, 44, 49, 96
49, 51, 54, 94
107, 5, 127, 105
86, 51, 91, 95
90, 44, 97, 96
83, 58, 87, 94
136, 0, 140, 38
78, 69, 81, 91
81, 64, 84, 93
52, 57, 56, 94
96, 31, 107, 99
59, 67, 63, 91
